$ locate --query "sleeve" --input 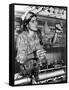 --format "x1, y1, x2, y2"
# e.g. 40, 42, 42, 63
16, 34, 27, 64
